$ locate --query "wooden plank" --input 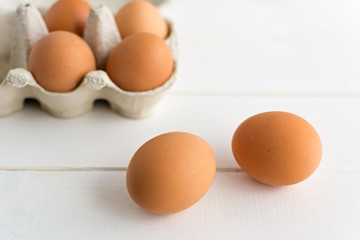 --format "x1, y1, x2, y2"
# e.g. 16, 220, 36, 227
1, 95, 359, 171
171, 0, 360, 94
2, 0, 360, 94
0, 171, 359, 239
